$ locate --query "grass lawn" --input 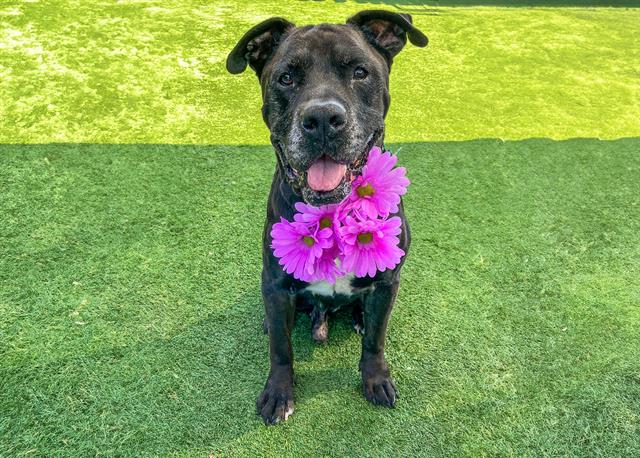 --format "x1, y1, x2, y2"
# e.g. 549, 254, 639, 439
1, 1, 639, 457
